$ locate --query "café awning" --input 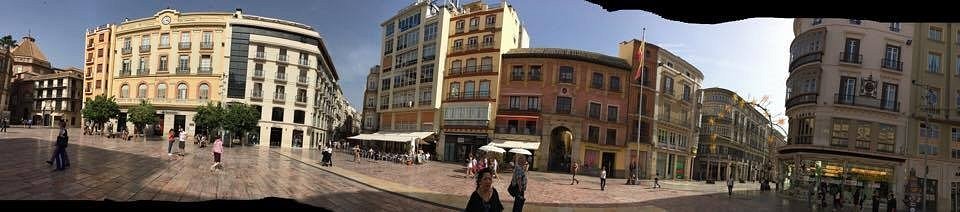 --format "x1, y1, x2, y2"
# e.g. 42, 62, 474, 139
489, 139, 540, 150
